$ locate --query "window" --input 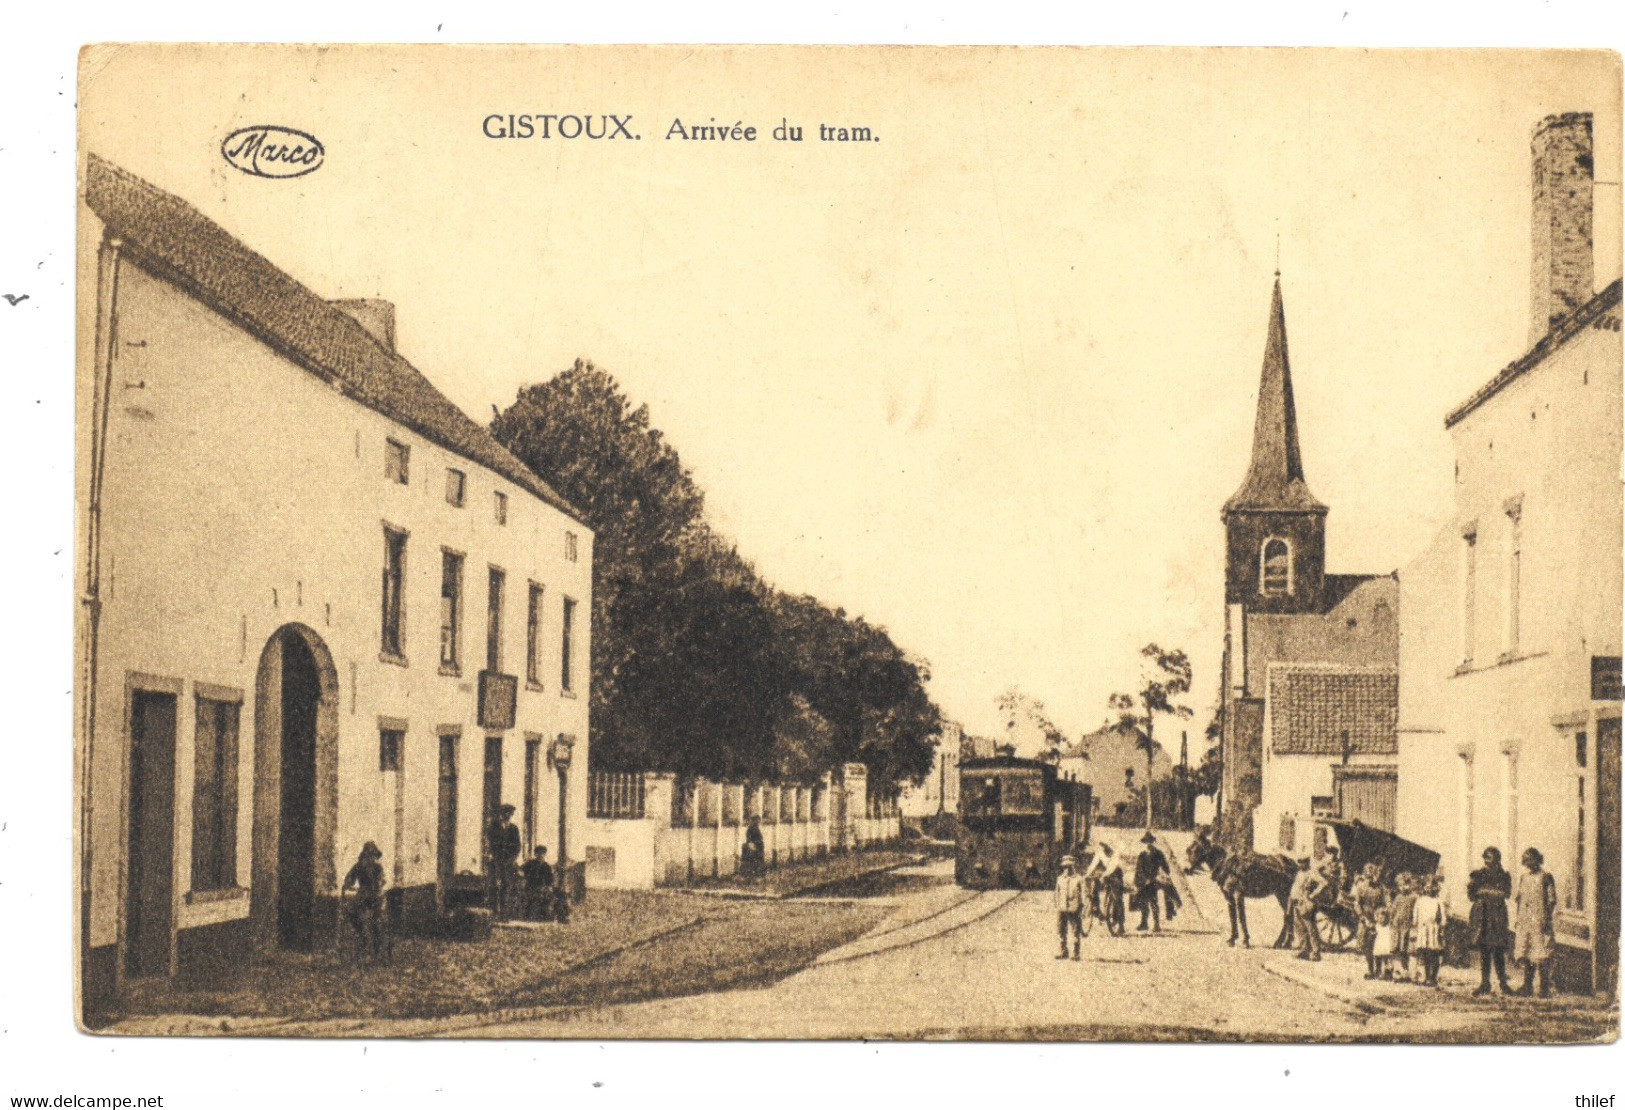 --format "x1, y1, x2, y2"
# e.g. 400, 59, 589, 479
379, 727, 404, 773
1572, 730, 1588, 911
446, 468, 466, 507
440, 550, 464, 672
1462, 530, 1478, 665
191, 695, 240, 892
493, 490, 508, 526
526, 583, 544, 687
486, 567, 506, 672
385, 439, 410, 484
565, 531, 578, 562
1505, 503, 1522, 655
381, 527, 408, 658
1260, 537, 1291, 596
561, 596, 577, 692
1502, 750, 1520, 859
